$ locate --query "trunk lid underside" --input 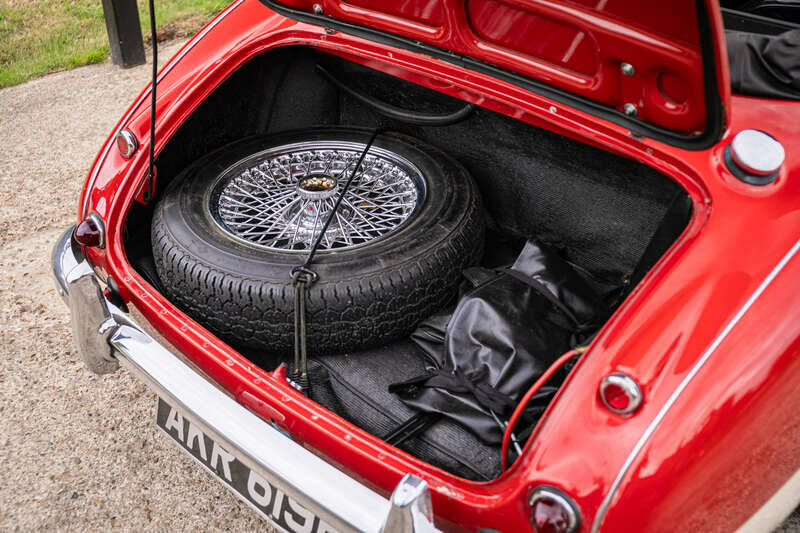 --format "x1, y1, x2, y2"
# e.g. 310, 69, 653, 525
264, 0, 730, 146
